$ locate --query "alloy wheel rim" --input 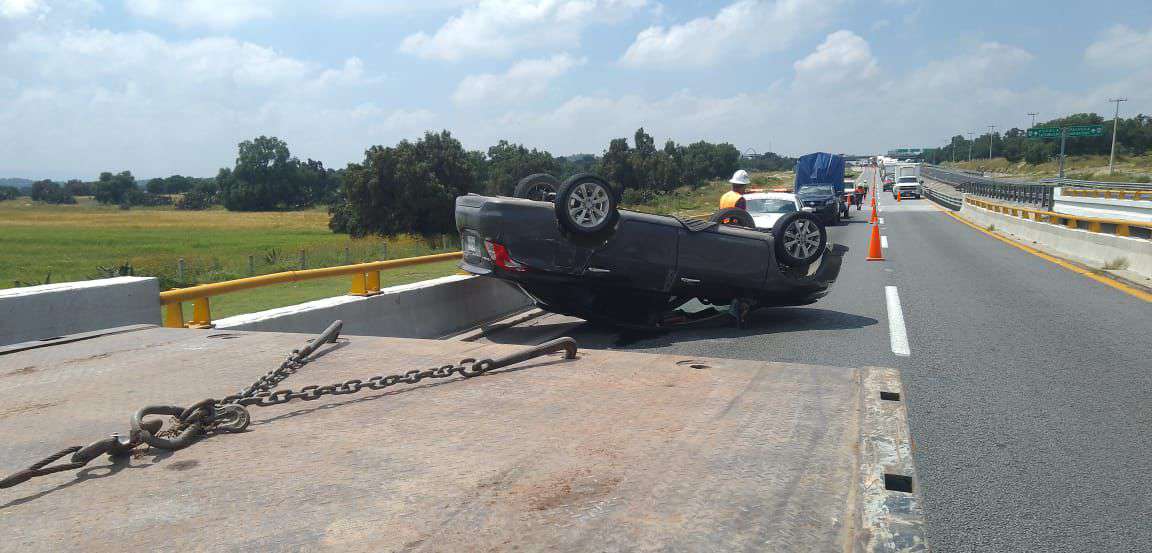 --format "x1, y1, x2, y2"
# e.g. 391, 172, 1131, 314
782, 219, 822, 260
526, 183, 555, 201
567, 181, 610, 227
